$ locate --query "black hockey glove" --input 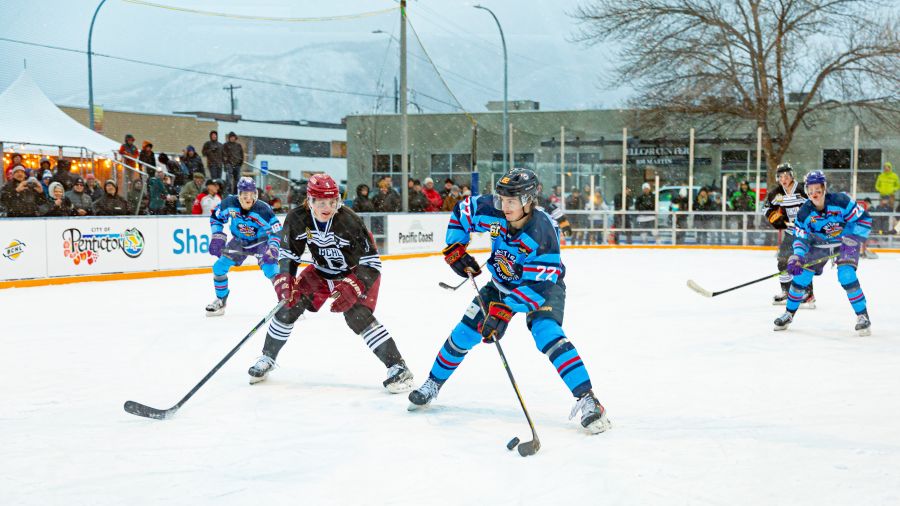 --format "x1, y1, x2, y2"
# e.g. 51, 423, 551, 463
479, 302, 513, 343
443, 242, 481, 278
